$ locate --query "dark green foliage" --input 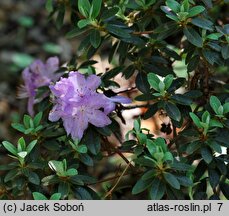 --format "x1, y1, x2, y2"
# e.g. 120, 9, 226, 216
0, 0, 228, 200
